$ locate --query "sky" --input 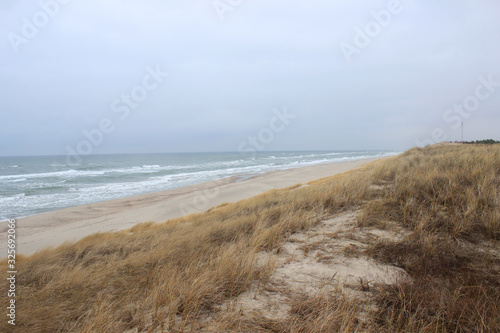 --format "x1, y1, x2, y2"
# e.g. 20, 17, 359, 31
1, 0, 499, 156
